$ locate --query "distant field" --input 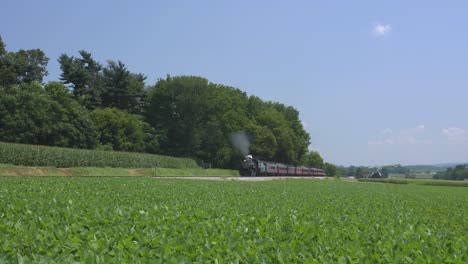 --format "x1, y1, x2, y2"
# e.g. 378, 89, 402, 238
358, 178, 468, 187
390, 173, 433, 179
0, 178, 466, 262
